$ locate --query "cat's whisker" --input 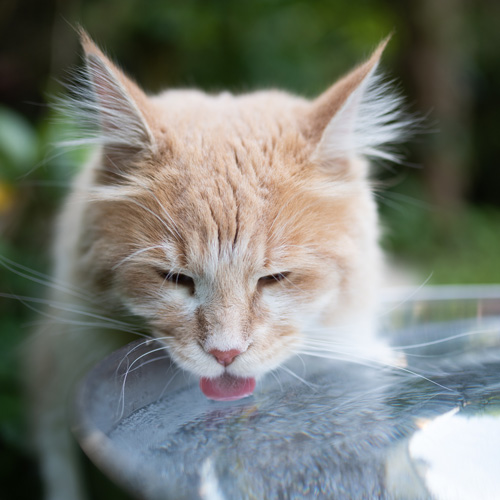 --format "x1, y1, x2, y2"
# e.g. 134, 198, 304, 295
294, 353, 308, 374
15, 139, 83, 179
16, 179, 75, 189
268, 370, 284, 392
93, 165, 183, 244
294, 348, 383, 370
86, 164, 183, 244
88, 190, 181, 244
135, 181, 183, 242
278, 365, 319, 390
300, 339, 371, 350
296, 347, 455, 392
315, 381, 399, 417
0, 292, 145, 335
115, 338, 160, 376
390, 328, 500, 350
115, 339, 172, 410
158, 364, 182, 399
26, 315, 143, 336
265, 264, 305, 294
299, 274, 436, 343
301, 327, 379, 342
112, 245, 167, 270
380, 190, 432, 210
373, 192, 411, 214
117, 344, 171, 420
121, 345, 171, 377
301, 338, 448, 359
122, 354, 171, 375
377, 272, 434, 318
0, 255, 95, 303
373, 190, 431, 214
115, 334, 172, 366
114, 338, 172, 411
298, 341, 382, 360
124, 197, 181, 242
